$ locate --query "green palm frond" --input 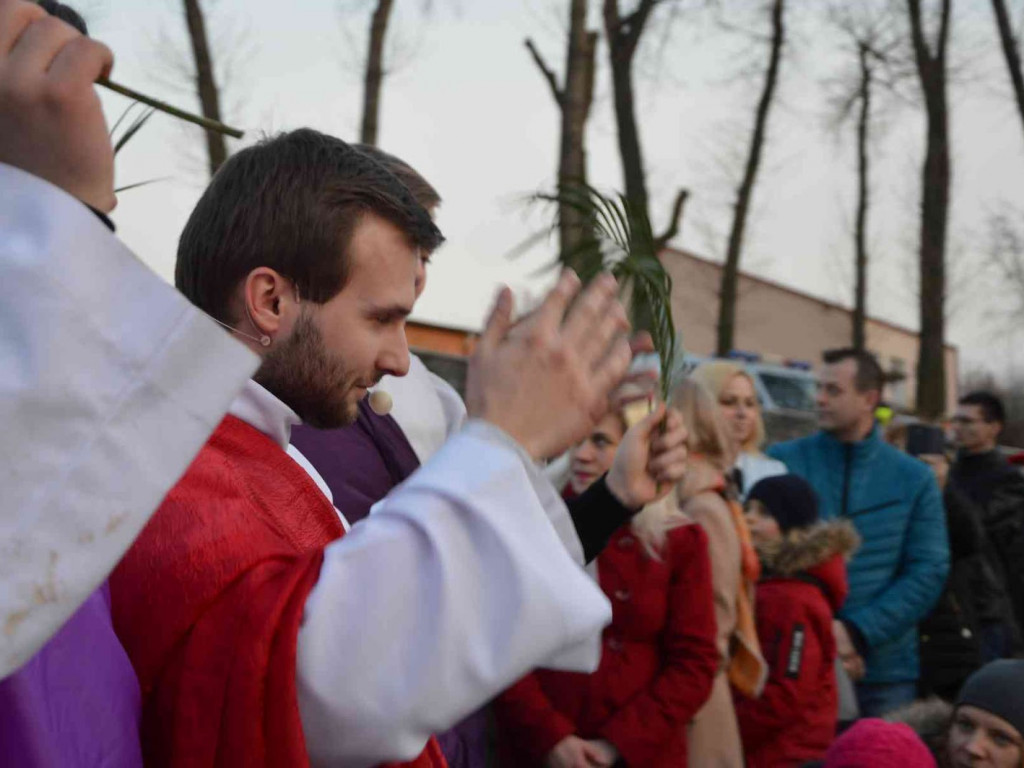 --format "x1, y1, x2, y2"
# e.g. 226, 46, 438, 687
112, 105, 157, 155
535, 182, 680, 400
